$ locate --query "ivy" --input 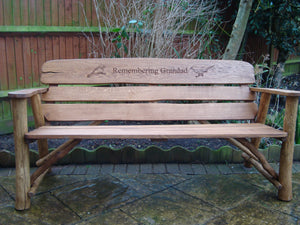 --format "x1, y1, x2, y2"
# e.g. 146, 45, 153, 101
249, 0, 300, 56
